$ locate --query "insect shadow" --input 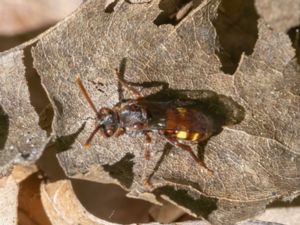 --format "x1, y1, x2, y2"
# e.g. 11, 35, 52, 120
0, 104, 9, 150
